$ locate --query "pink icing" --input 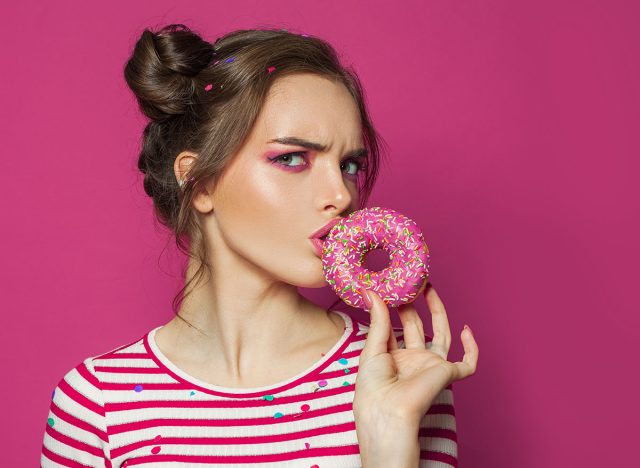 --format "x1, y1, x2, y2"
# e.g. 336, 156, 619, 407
321, 207, 430, 309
